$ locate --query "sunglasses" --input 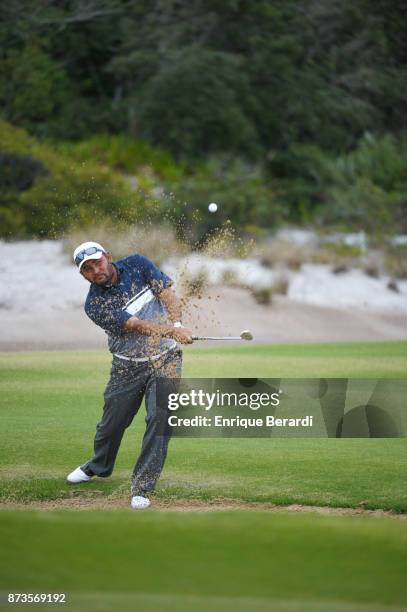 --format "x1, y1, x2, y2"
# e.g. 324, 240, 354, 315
75, 247, 103, 266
